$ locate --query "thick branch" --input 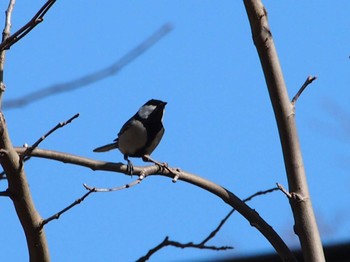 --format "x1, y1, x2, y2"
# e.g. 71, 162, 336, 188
243, 1, 324, 261
0, 114, 49, 261
15, 147, 296, 261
